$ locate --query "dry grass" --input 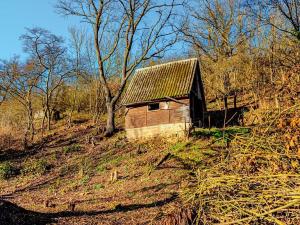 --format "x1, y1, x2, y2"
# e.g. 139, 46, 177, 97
181, 105, 300, 224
